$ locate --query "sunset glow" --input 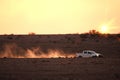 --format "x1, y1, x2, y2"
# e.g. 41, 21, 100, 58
100, 25, 109, 33
0, 0, 120, 34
